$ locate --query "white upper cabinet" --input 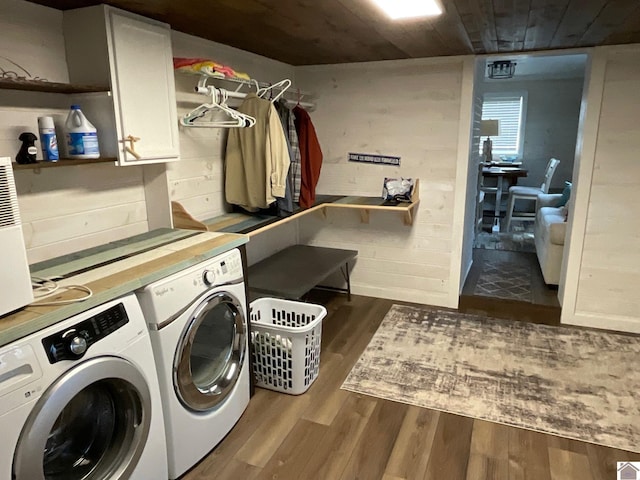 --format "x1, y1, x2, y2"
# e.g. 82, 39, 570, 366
64, 5, 180, 166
